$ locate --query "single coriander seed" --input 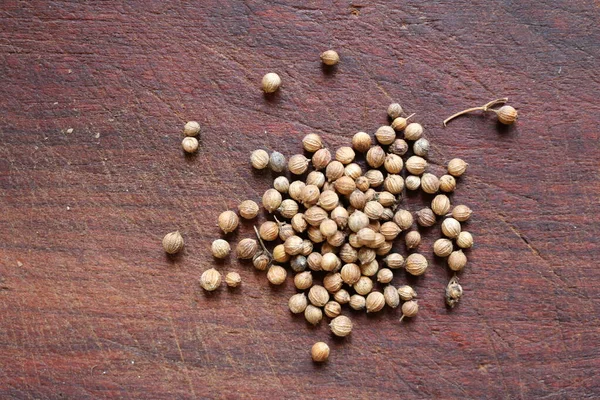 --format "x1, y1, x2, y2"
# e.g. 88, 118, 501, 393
366, 291, 385, 313
302, 133, 323, 152
406, 156, 428, 175
448, 250, 467, 271
269, 151, 286, 173
452, 205, 473, 222
439, 175, 457, 192
387, 103, 403, 119
352, 131, 372, 153
250, 149, 269, 169
335, 146, 355, 165
405, 175, 421, 191
200, 268, 222, 291
329, 315, 352, 337
391, 113, 415, 131
389, 138, 408, 156
404, 122, 424, 141
236, 238, 258, 259
447, 158, 468, 177
311, 342, 330, 362
261, 72, 281, 93
433, 238, 454, 257
405, 231, 421, 250
294, 271, 313, 290
400, 300, 419, 321
376, 268, 394, 284
384, 253, 405, 269
393, 210, 413, 231
289, 293, 308, 314
288, 154, 310, 175
324, 301, 342, 318
384, 285, 400, 308
320, 50, 340, 66
432, 194, 451, 216
456, 231, 474, 249
495, 105, 518, 124
162, 231, 184, 254
218, 210, 239, 234
413, 138, 430, 157
312, 148, 332, 170
366, 146, 386, 168
375, 125, 396, 145
225, 272, 241, 288
267, 265, 287, 285
405, 253, 428, 276
262, 189, 283, 213
273, 176, 290, 193
182, 137, 199, 153
349, 294, 366, 310
445, 276, 463, 308
183, 121, 200, 137
397, 285, 417, 301
238, 200, 259, 219
211, 239, 231, 259
441, 218, 461, 239
305, 304, 323, 325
